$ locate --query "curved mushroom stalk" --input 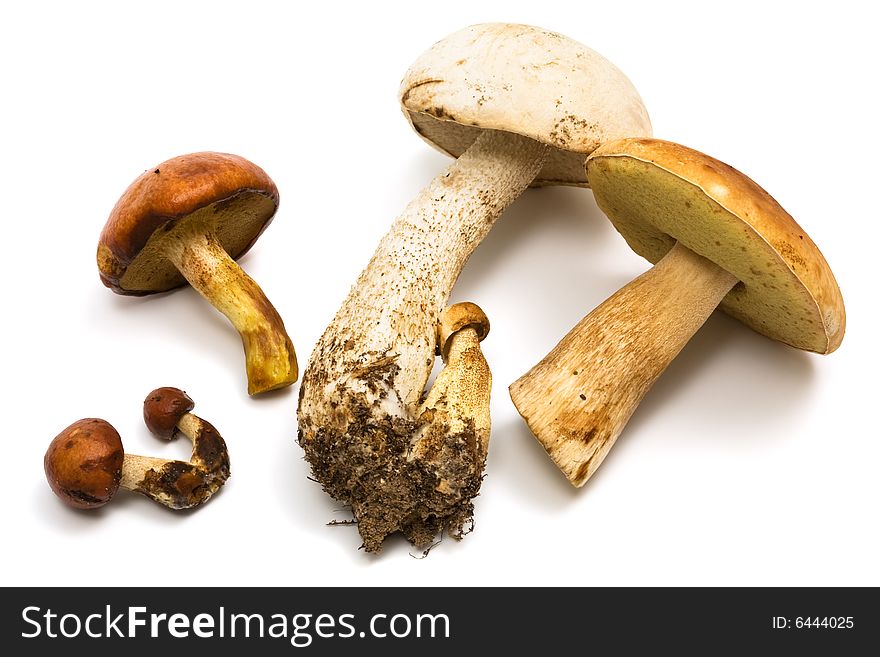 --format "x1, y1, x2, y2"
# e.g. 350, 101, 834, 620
122, 410, 230, 510
163, 224, 298, 395
97, 152, 298, 396
298, 130, 538, 552
306, 129, 545, 401
45, 392, 231, 512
